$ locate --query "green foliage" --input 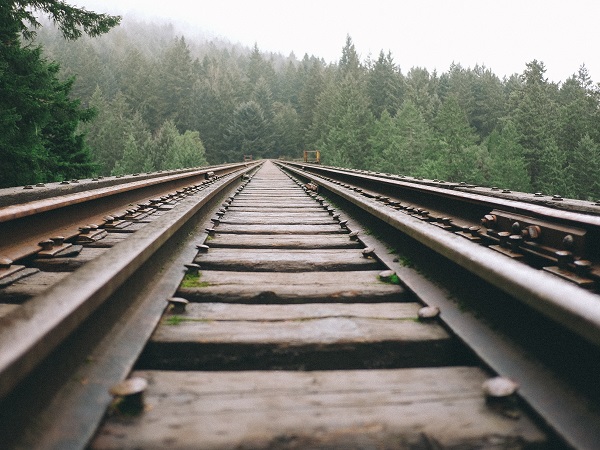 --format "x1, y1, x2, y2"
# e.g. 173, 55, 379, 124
227, 100, 272, 161
17, 20, 600, 200
485, 121, 531, 192
8, 0, 120, 40
0, 1, 117, 187
568, 134, 600, 200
